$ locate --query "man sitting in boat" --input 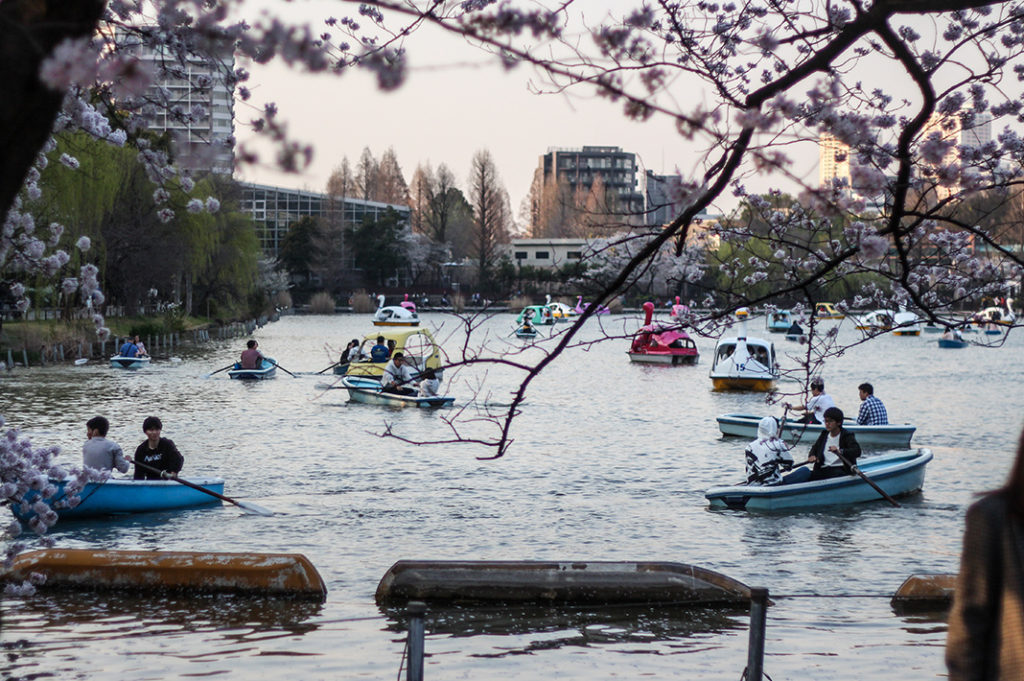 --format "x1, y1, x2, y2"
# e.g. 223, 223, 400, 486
744, 417, 794, 485
82, 415, 129, 473
370, 336, 390, 362
381, 352, 418, 395
795, 407, 861, 482
785, 377, 836, 424
856, 383, 889, 426
240, 339, 264, 369
132, 416, 184, 480
941, 327, 964, 342
118, 338, 140, 358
